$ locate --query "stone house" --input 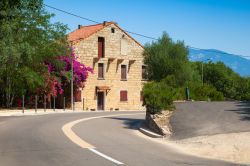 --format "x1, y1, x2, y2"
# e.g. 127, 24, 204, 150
68, 21, 147, 111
